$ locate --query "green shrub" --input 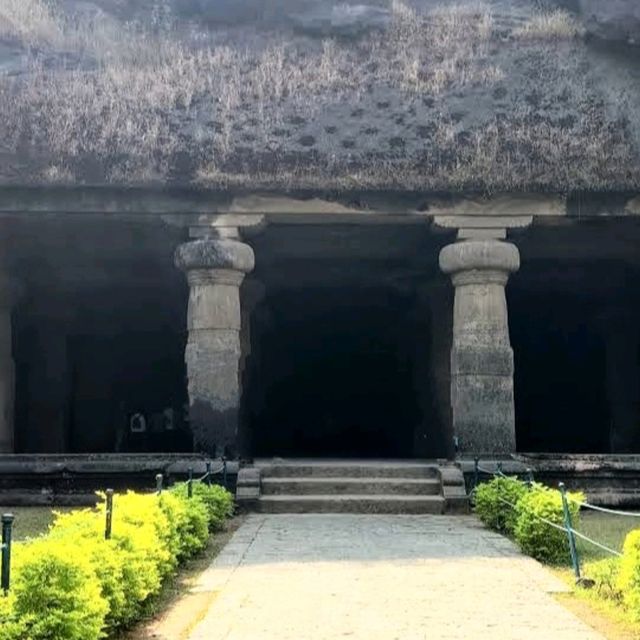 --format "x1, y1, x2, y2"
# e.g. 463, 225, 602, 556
171, 482, 234, 531
0, 483, 234, 640
158, 491, 209, 560
514, 484, 582, 564
474, 476, 528, 535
